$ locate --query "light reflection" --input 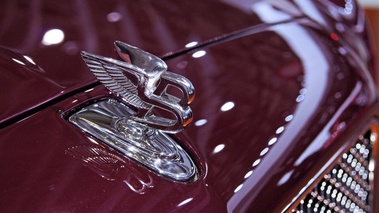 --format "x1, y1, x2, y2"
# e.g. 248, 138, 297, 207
370, 133, 377, 143
369, 160, 375, 172
268, 137, 278, 146
177, 197, 193, 207
336, 23, 345, 31
299, 88, 307, 95
301, 80, 307, 87
12, 58, 25, 66
296, 95, 305, 102
334, 92, 341, 99
153, 158, 162, 167
195, 119, 207, 126
252, 159, 261, 167
338, 47, 347, 55
244, 170, 253, 179
128, 146, 137, 152
285, 115, 293, 122
260, 147, 269, 156
192, 50, 206, 58
227, 2, 330, 210
213, 144, 225, 154
277, 170, 293, 186
221, 102, 235, 112
42, 29, 65, 46
85, 88, 95, 93
344, 0, 353, 14
276, 126, 284, 134
107, 12, 123, 22
176, 61, 188, 69
87, 137, 99, 145
234, 184, 243, 193
185, 41, 198, 48
24, 56, 36, 65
